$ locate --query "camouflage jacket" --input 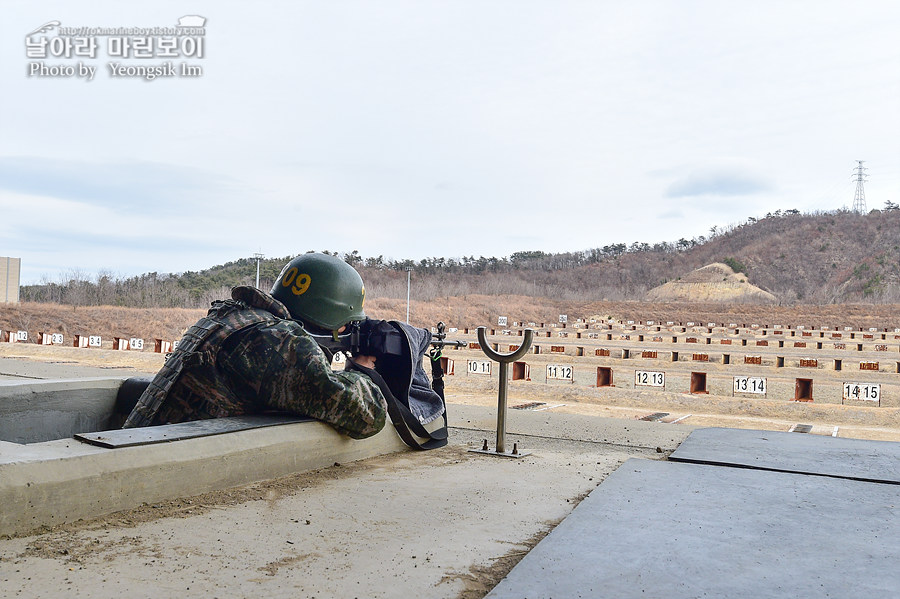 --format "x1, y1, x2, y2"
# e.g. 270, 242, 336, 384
123, 286, 387, 439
